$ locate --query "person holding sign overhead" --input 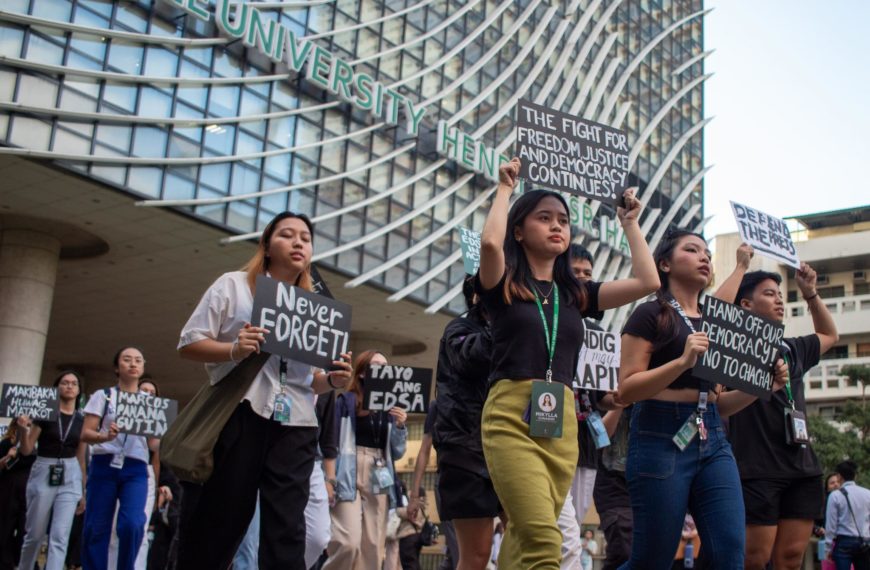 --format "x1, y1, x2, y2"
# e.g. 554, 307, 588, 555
17, 371, 86, 570
476, 157, 659, 569
80, 347, 158, 570
722, 262, 838, 570
616, 231, 790, 569
325, 349, 408, 570
175, 211, 353, 570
